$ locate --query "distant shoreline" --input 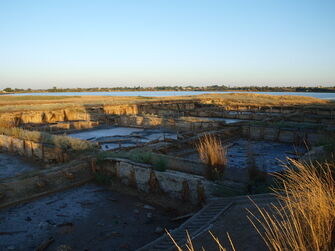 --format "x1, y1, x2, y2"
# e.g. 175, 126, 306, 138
2, 88, 335, 94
